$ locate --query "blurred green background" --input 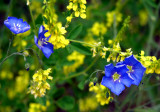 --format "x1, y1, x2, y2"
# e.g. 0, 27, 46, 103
0, 0, 160, 112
